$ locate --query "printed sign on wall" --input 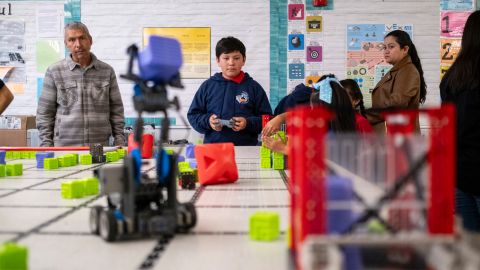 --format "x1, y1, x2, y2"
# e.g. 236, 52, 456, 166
441, 11, 472, 37
288, 34, 305, 50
